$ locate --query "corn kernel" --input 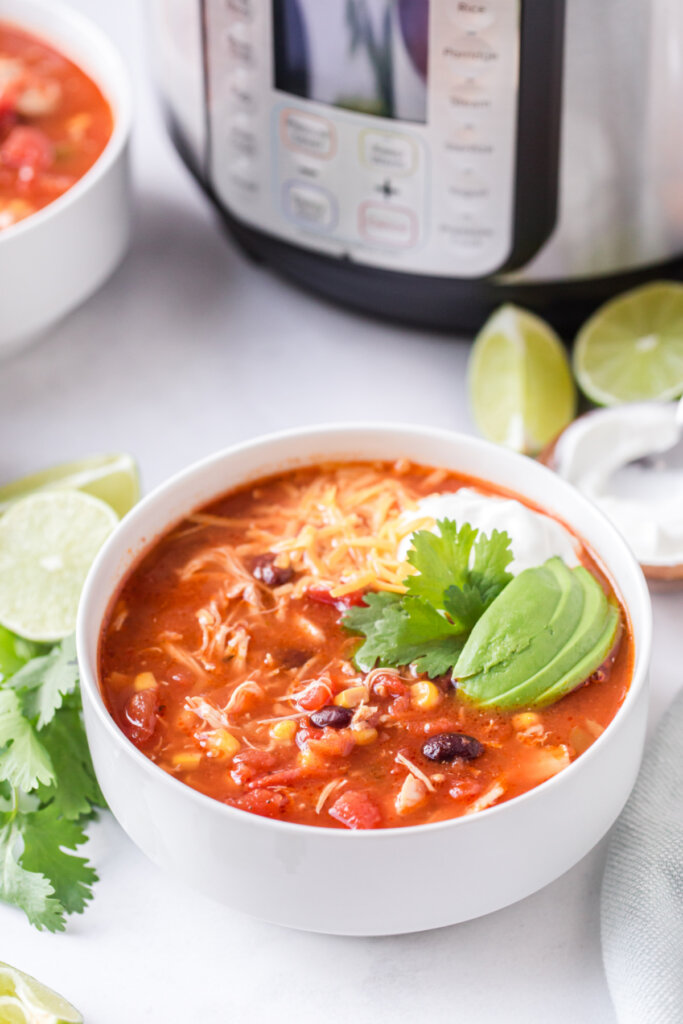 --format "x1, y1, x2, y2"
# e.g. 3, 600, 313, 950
411, 681, 441, 711
352, 725, 378, 746
270, 719, 298, 743
133, 671, 157, 692
298, 746, 324, 769
205, 729, 241, 760
171, 751, 203, 770
334, 685, 367, 708
512, 712, 540, 731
